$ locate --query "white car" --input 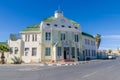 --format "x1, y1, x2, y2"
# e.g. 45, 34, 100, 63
108, 55, 116, 59
108, 55, 112, 59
